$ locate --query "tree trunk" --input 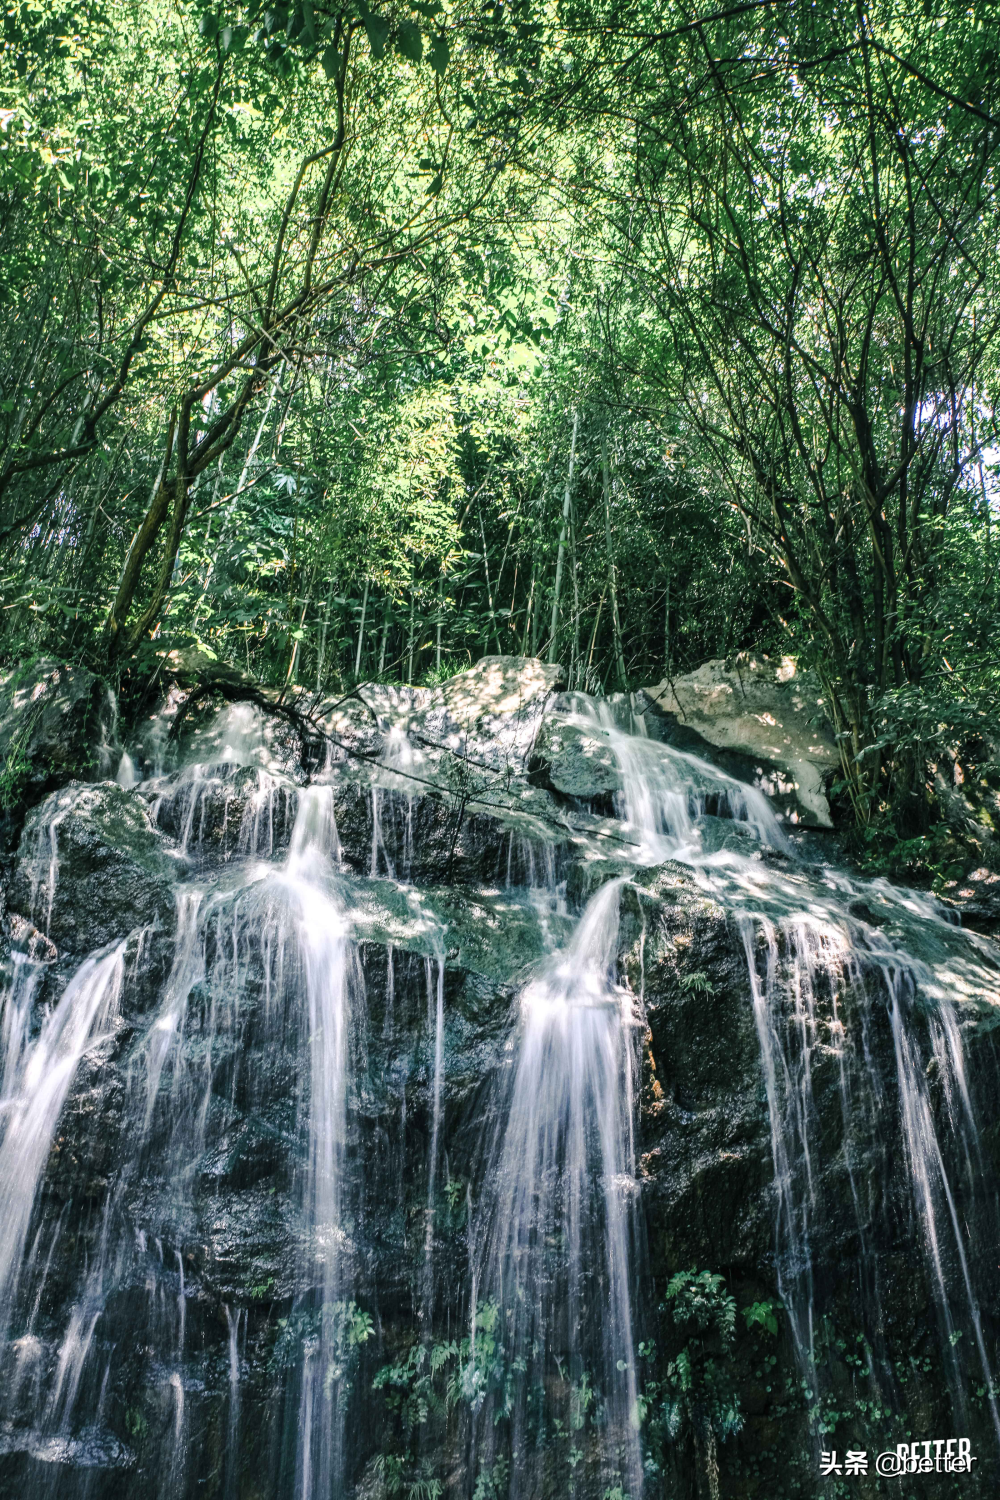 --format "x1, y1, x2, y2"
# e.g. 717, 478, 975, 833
379, 597, 390, 677
602, 430, 627, 688
317, 576, 335, 693
523, 560, 537, 657
354, 578, 370, 677
547, 409, 579, 666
